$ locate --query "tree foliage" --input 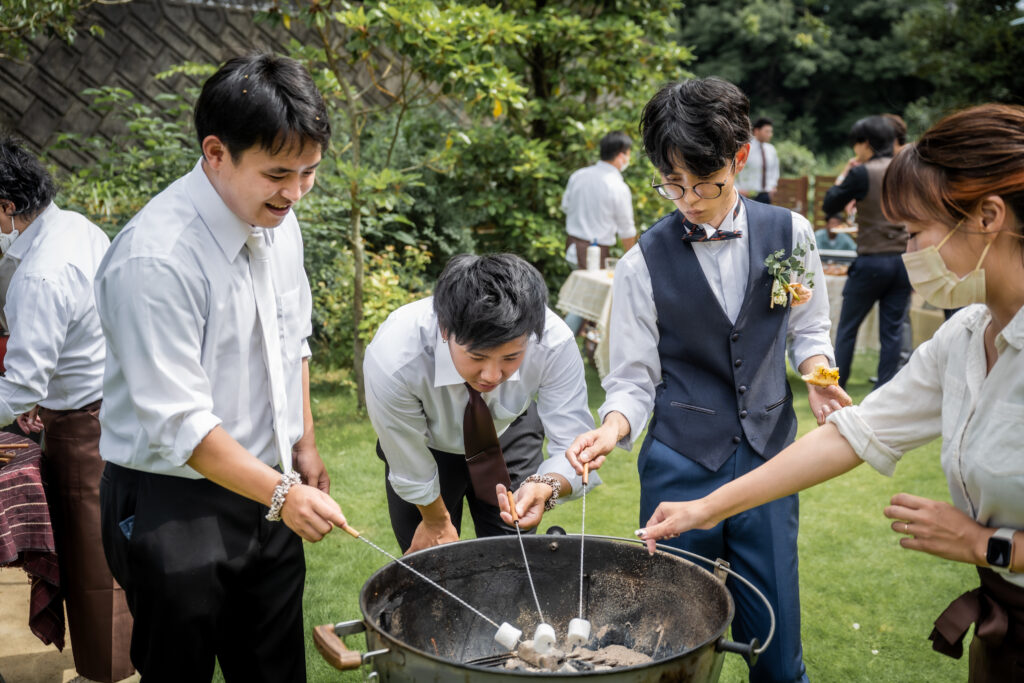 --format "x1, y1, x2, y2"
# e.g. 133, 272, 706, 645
676, 0, 933, 152
0, 0, 119, 61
